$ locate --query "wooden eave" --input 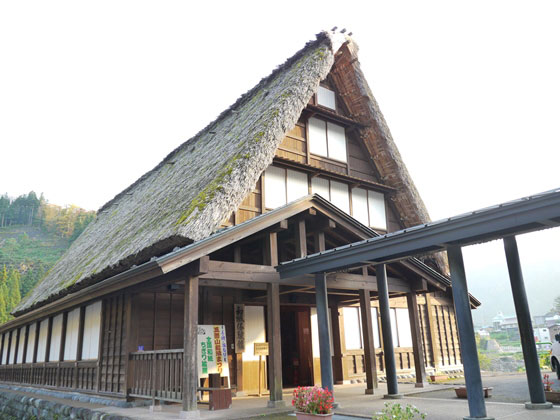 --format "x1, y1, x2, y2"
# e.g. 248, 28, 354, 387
302, 104, 367, 129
